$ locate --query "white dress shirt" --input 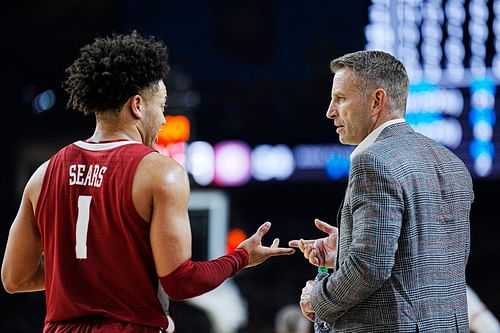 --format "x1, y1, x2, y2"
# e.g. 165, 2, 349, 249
350, 118, 406, 161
